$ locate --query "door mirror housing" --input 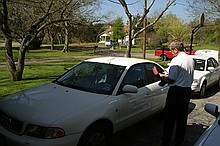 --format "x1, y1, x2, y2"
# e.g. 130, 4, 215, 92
122, 85, 138, 93
205, 103, 219, 118
208, 67, 215, 72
